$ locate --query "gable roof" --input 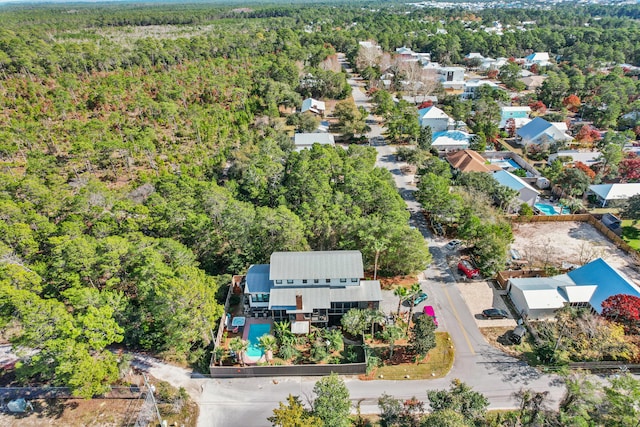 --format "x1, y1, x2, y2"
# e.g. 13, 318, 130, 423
418, 106, 450, 120
301, 98, 325, 114
269, 251, 364, 281
567, 258, 640, 313
493, 170, 540, 194
588, 183, 640, 201
517, 117, 571, 143
446, 149, 501, 173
